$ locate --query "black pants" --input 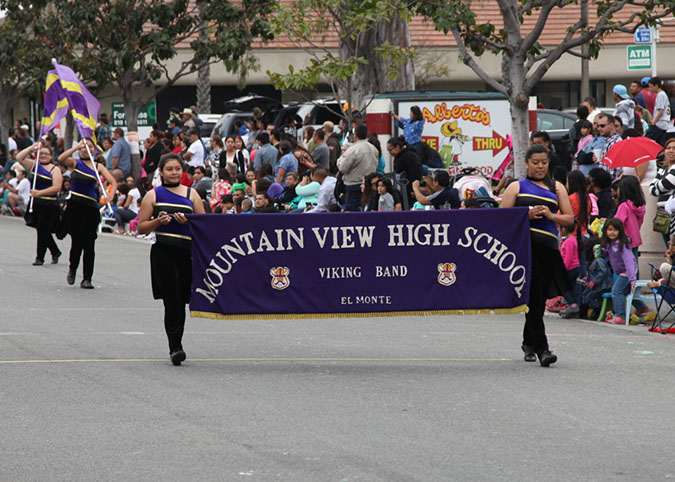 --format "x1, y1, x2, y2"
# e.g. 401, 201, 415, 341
67, 201, 100, 281
344, 184, 362, 211
524, 243, 555, 353
33, 200, 60, 261
163, 299, 186, 353
151, 243, 192, 353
